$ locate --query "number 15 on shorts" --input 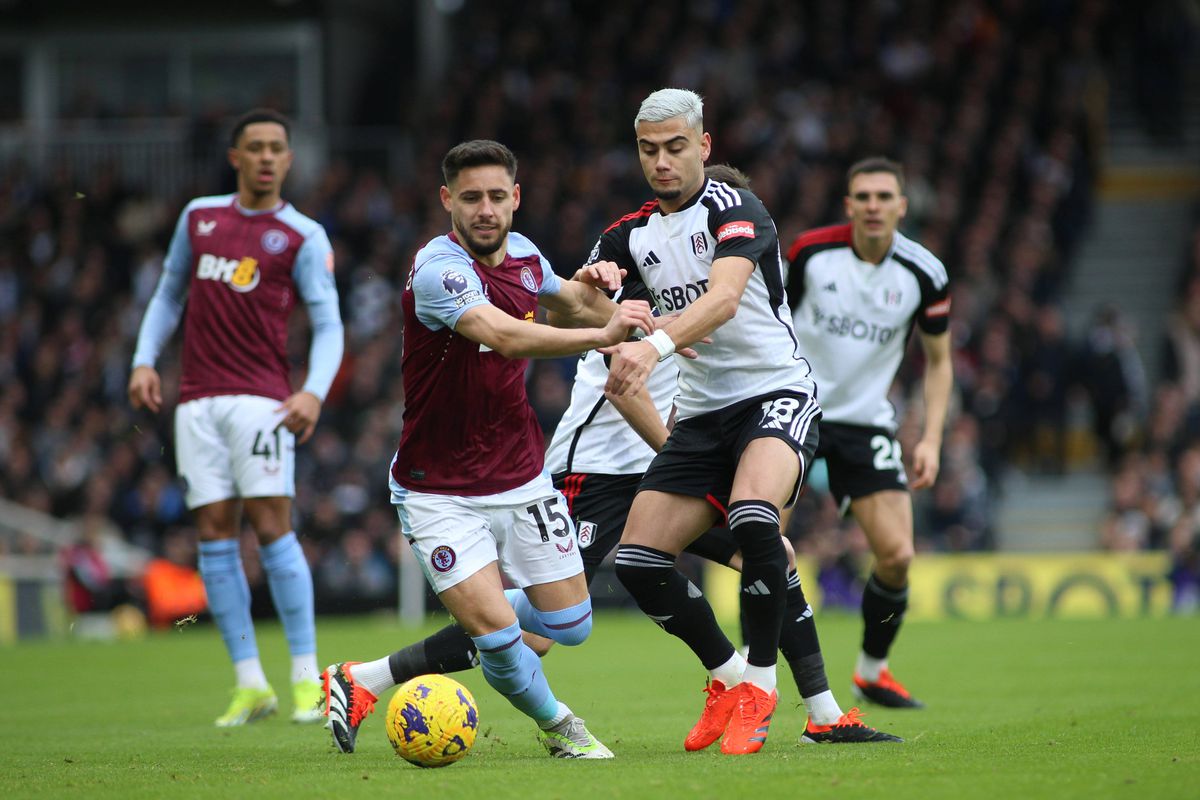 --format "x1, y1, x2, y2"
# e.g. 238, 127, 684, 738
525, 497, 572, 543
